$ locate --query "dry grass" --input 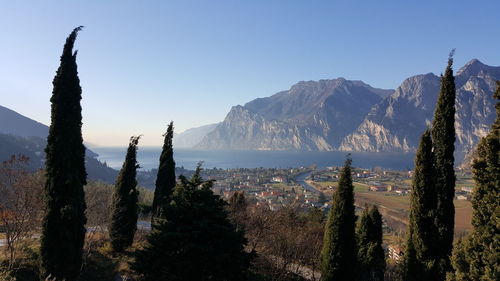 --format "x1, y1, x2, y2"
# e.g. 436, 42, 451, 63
454, 200, 473, 232
308, 181, 368, 194
310, 179, 473, 236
